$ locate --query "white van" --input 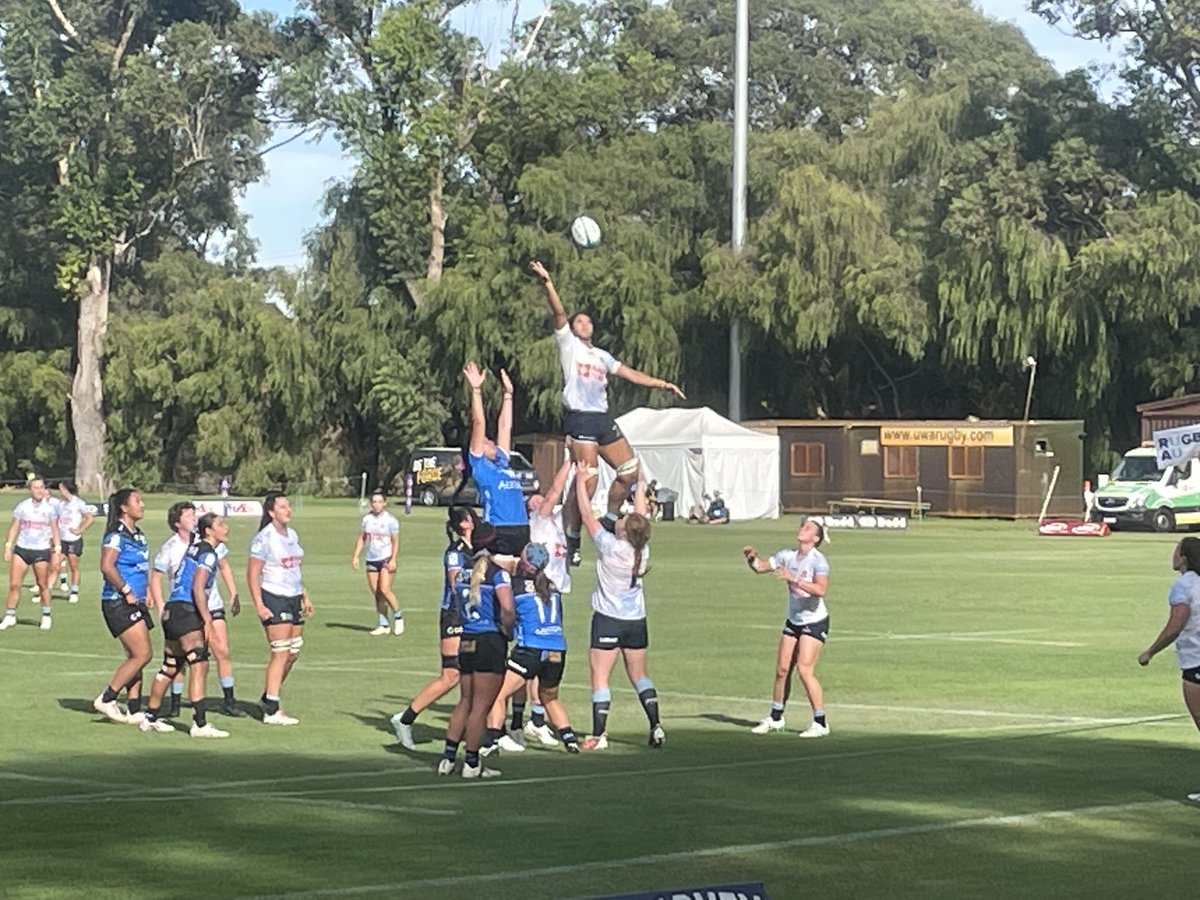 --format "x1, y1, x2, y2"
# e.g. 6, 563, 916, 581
1091, 446, 1200, 532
